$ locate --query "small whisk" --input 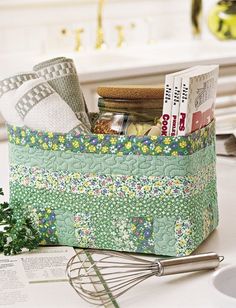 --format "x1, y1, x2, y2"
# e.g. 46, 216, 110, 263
66, 249, 223, 306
